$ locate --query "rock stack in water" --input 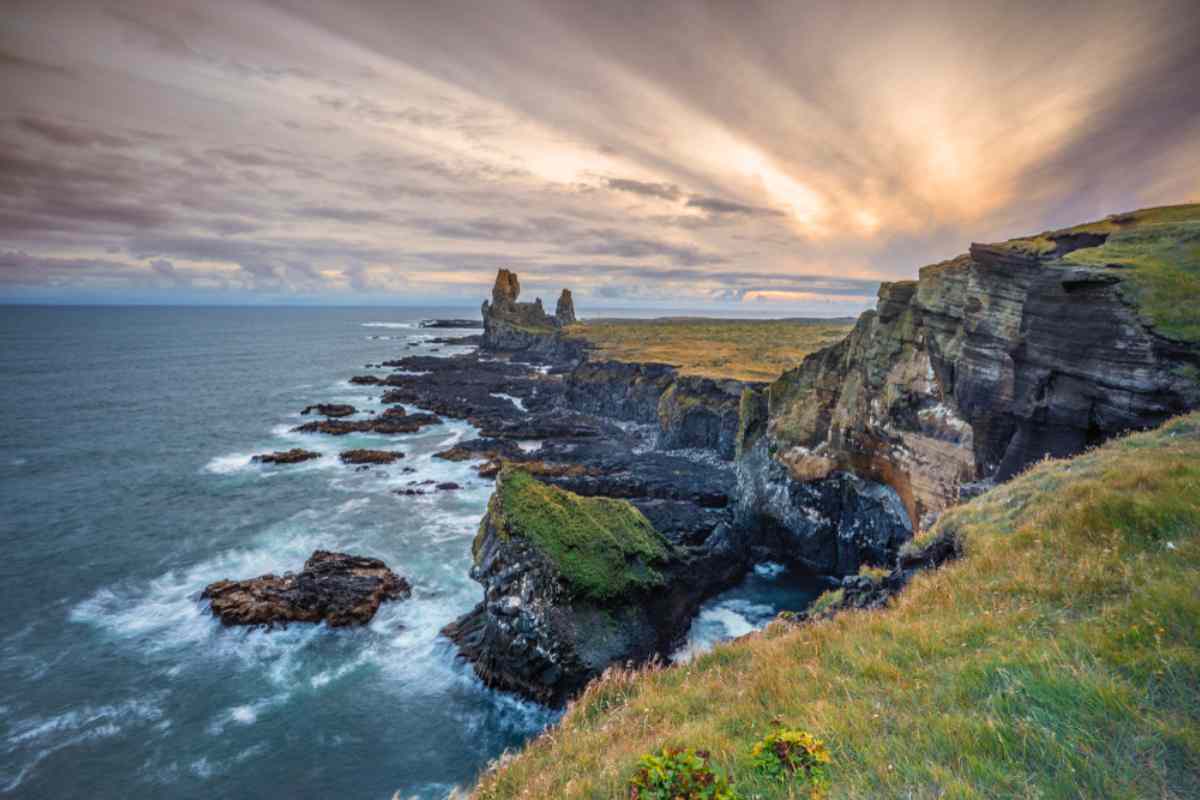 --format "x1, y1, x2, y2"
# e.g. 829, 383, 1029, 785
202, 550, 411, 628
